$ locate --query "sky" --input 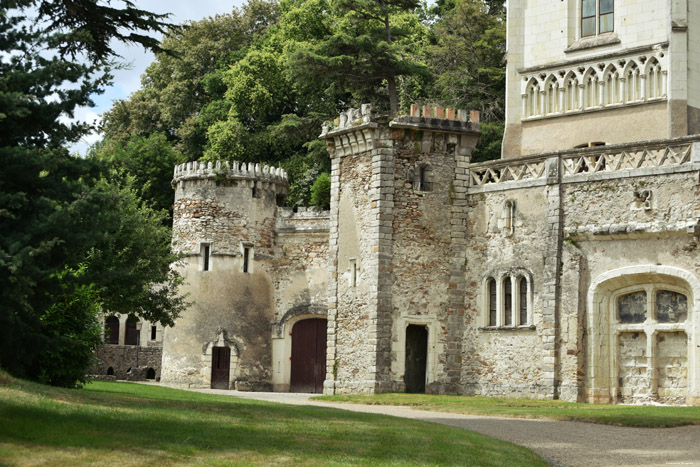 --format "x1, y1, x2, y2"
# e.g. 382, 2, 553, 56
71, 0, 246, 155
